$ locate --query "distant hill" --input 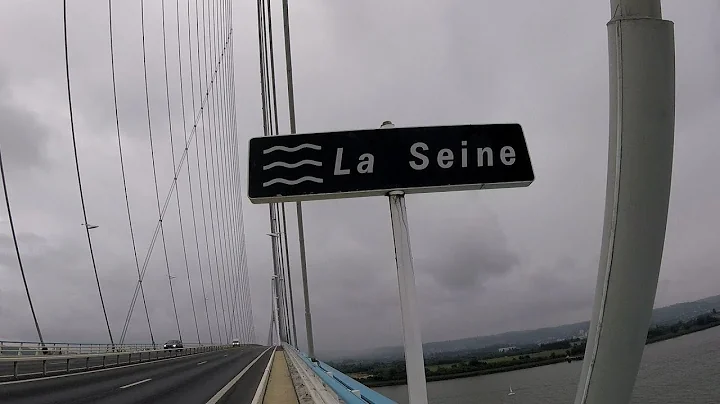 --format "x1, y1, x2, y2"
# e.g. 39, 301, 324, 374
329, 294, 720, 361
649, 294, 720, 325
